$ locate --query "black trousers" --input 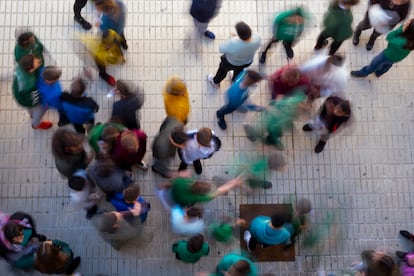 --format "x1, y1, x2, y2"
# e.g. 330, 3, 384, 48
355, 11, 382, 41
74, 0, 88, 18
212, 55, 251, 84
315, 31, 344, 55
